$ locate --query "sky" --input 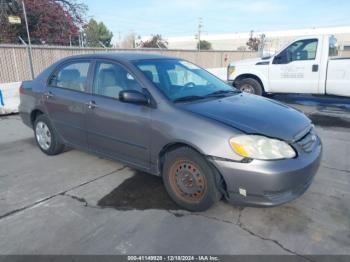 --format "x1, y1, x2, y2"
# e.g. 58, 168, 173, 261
84, 0, 350, 43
